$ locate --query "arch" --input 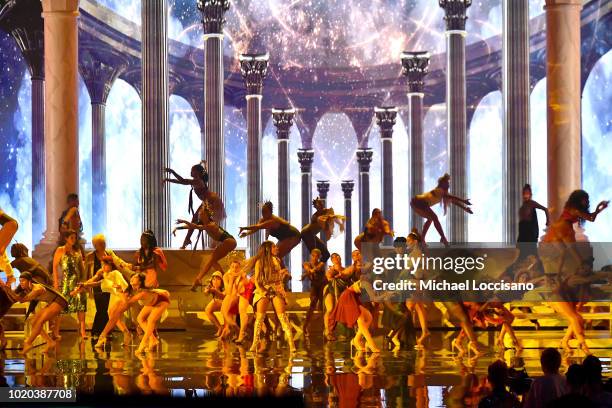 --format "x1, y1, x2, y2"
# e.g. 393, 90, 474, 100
312, 112, 359, 261
468, 90, 502, 242
224, 104, 248, 249
529, 78, 547, 208
582, 49, 612, 241
168, 94, 202, 247
105, 78, 142, 247
422, 103, 447, 242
